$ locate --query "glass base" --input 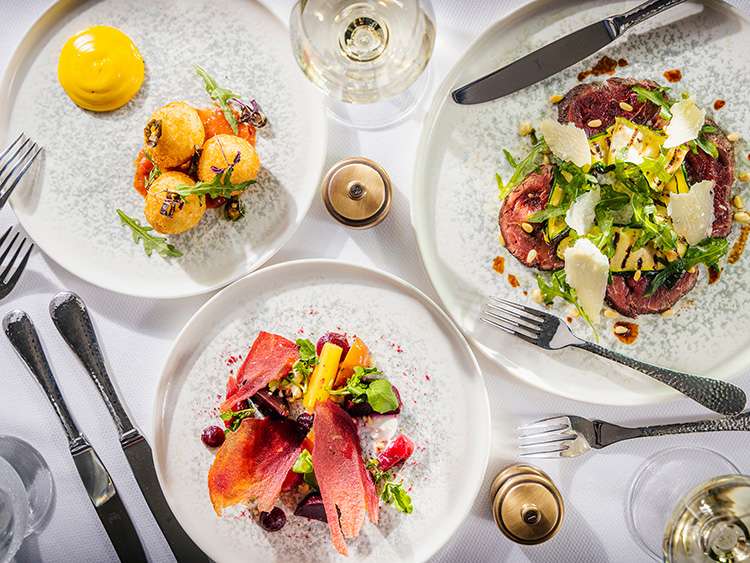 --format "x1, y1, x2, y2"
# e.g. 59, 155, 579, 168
326, 65, 431, 130
0, 436, 54, 535
627, 446, 739, 561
